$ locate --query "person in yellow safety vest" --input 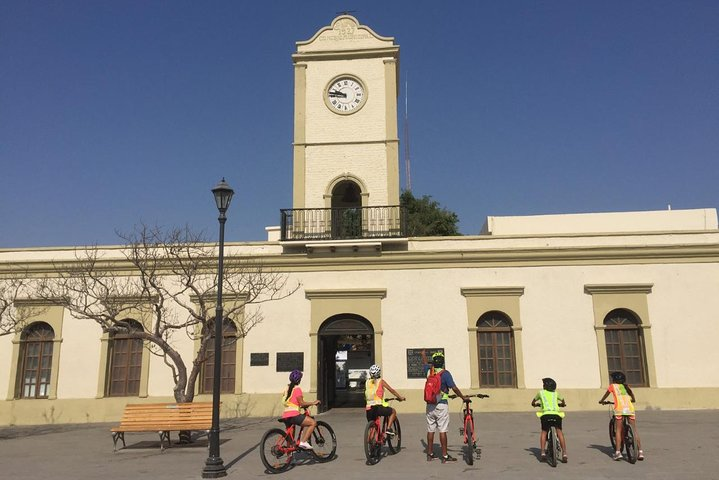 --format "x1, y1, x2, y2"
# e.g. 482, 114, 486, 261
598, 371, 644, 461
531, 377, 568, 463
281, 369, 320, 450
365, 364, 406, 432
